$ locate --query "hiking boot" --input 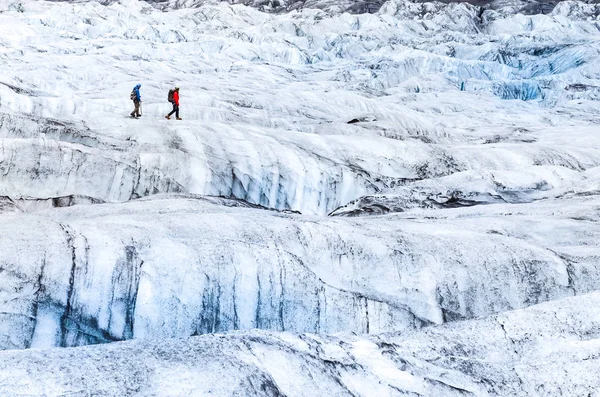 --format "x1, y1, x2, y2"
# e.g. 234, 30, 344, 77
176, 117, 182, 120
165, 115, 170, 120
